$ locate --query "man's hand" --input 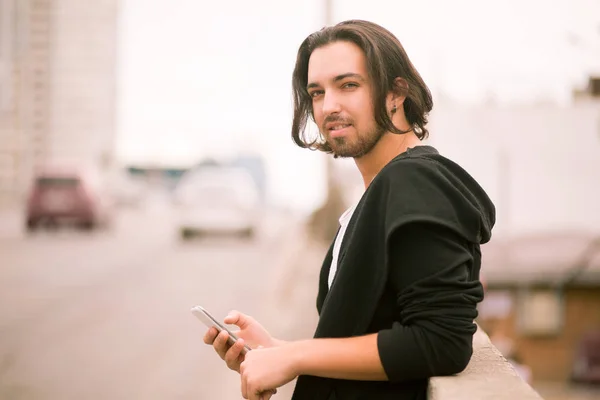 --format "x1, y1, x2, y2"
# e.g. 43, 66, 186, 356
240, 345, 298, 400
203, 310, 279, 372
